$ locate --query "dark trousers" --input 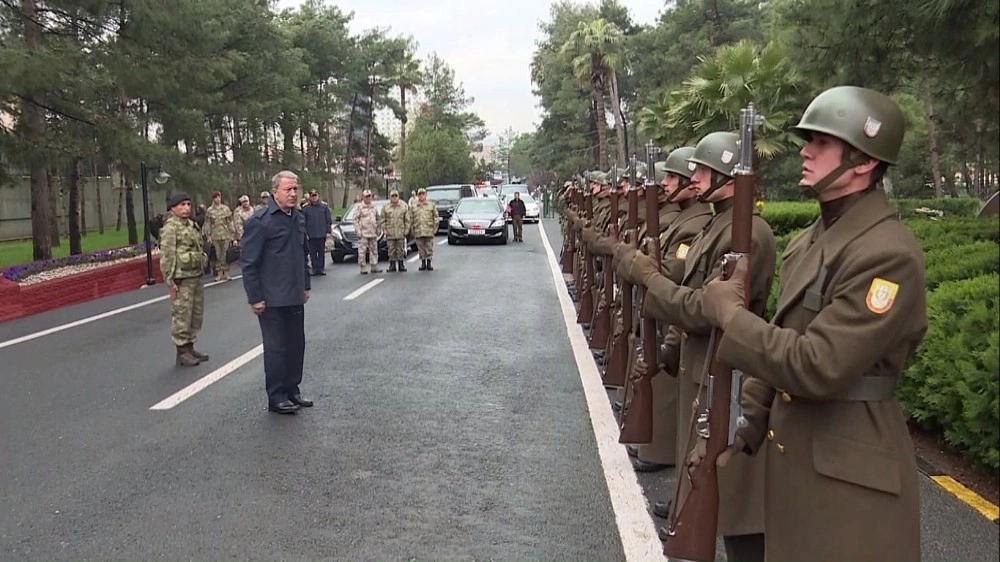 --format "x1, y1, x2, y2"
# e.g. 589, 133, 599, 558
723, 533, 766, 562
512, 215, 524, 239
258, 305, 306, 405
307, 238, 326, 272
